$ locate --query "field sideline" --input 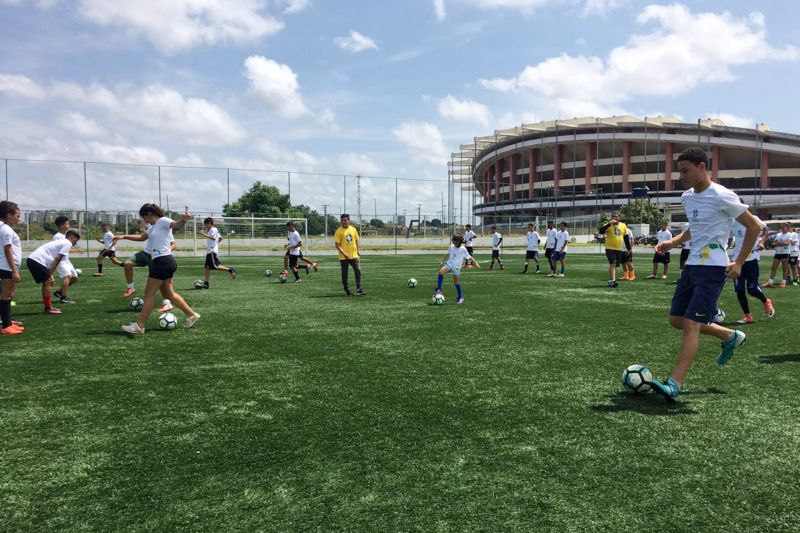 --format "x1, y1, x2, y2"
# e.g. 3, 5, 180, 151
2, 253, 798, 531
